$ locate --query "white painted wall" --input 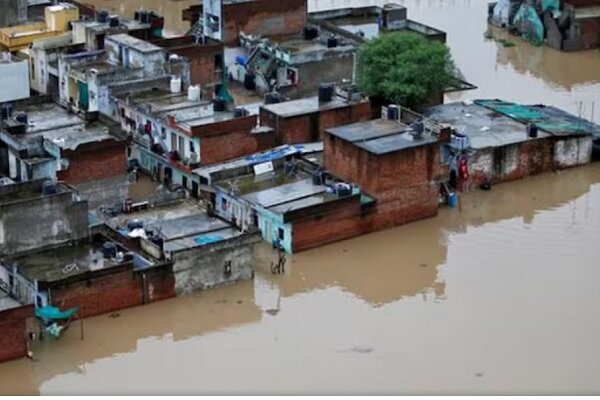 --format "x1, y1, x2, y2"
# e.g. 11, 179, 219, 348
0, 57, 30, 102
